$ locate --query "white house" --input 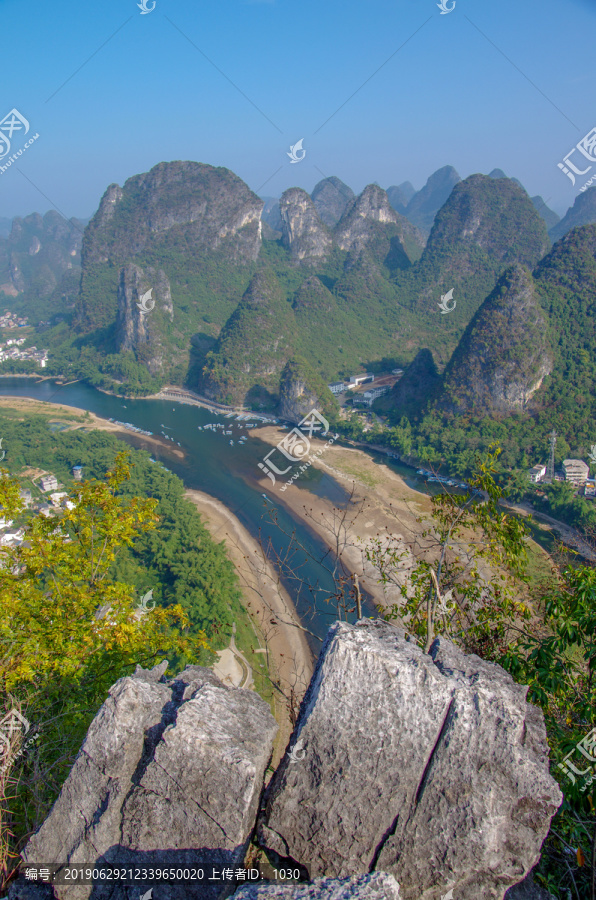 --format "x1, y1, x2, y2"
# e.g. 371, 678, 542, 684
356, 385, 391, 407
528, 464, 546, 483
39, 475, 58, 492
563, 459, 590, 485
348, 373, 375, 387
